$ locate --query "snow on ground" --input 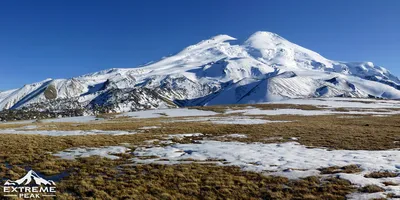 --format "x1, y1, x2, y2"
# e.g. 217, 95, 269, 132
117, 108, 217, 118
273, 98, 400, 109
226, 108, 400, 116
171, 116, 290, 124
133, 141, 400, 175
347, 192, 388, 200
133, 140, 400, 197
0, 120, 36, 125
342, 172, 400, 199
18, 125, 38, 130
224, 134, 248, 138
41, 116, 103, 123
54, 146, 130, 160
139, 126, 160, 130
0, 129, 136, 136
167, 133, 203, 139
